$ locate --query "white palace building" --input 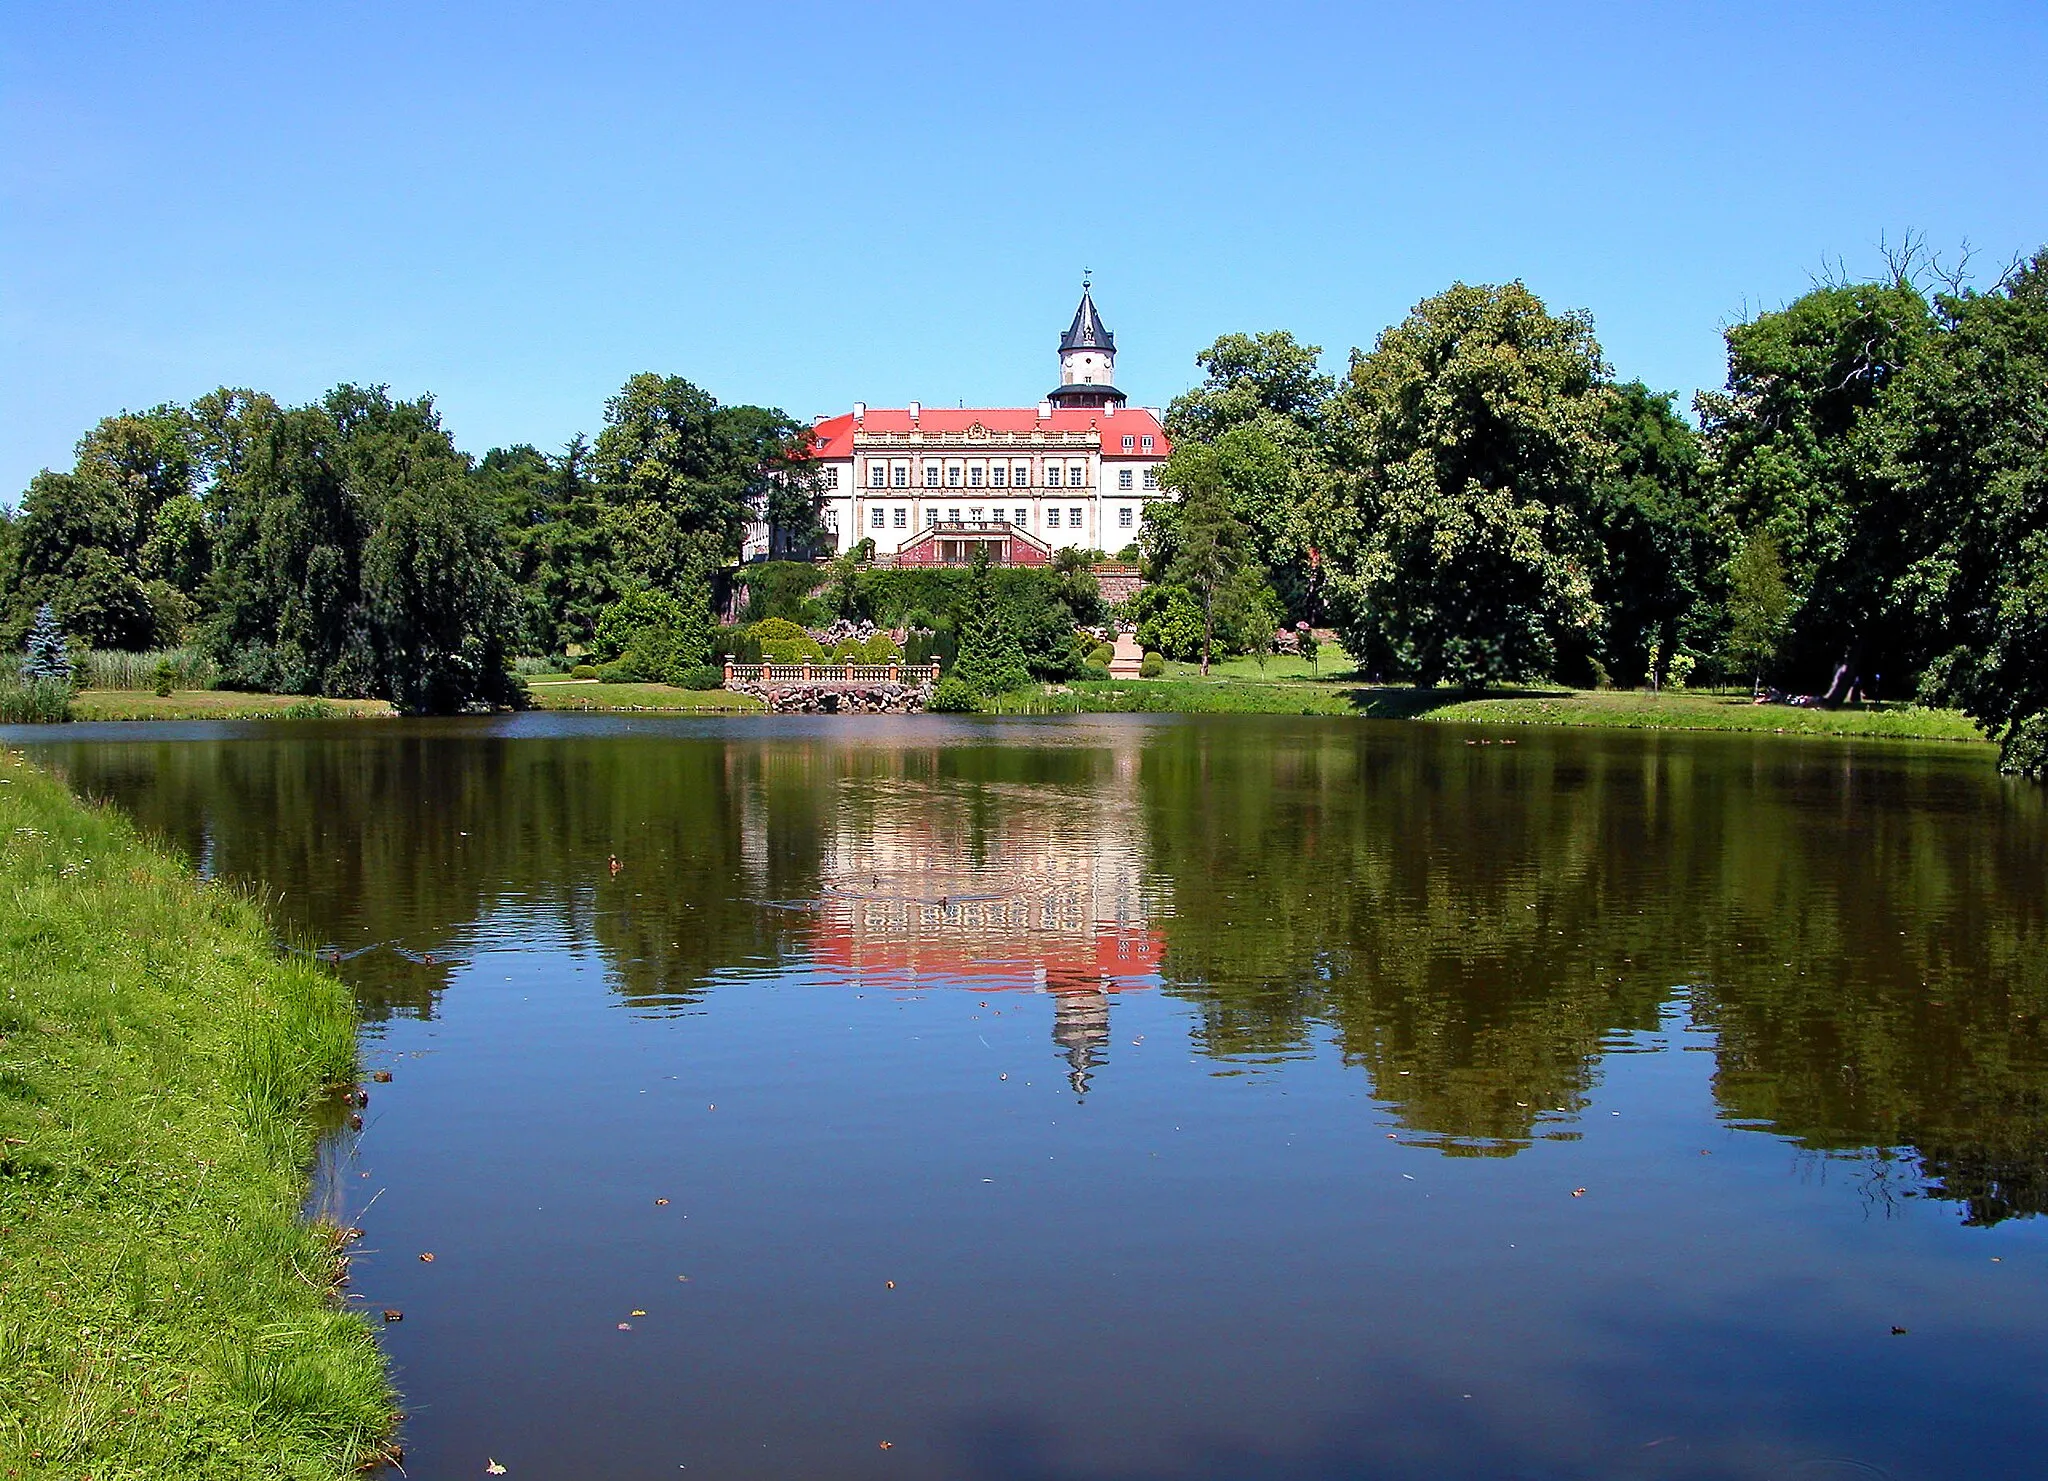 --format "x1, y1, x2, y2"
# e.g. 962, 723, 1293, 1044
763, 283, 1174, 566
